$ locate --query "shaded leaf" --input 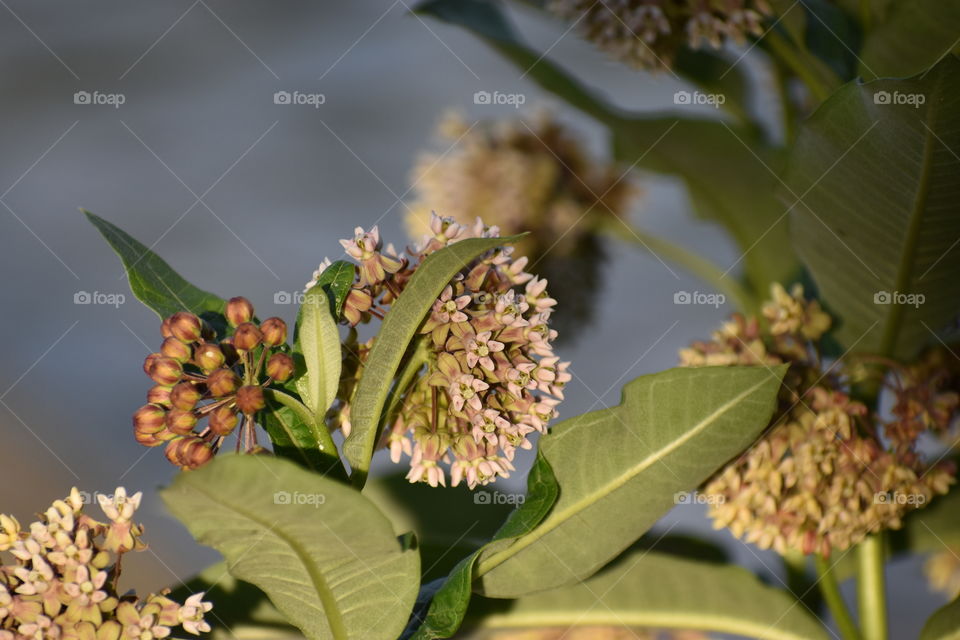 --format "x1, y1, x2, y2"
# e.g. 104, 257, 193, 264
261, 389, 343, 478
922, 594, 960, 640
861, 0, 960, 79
787, 56, 960, 359
312, 260, 356, 318
162, 455, 419, 640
